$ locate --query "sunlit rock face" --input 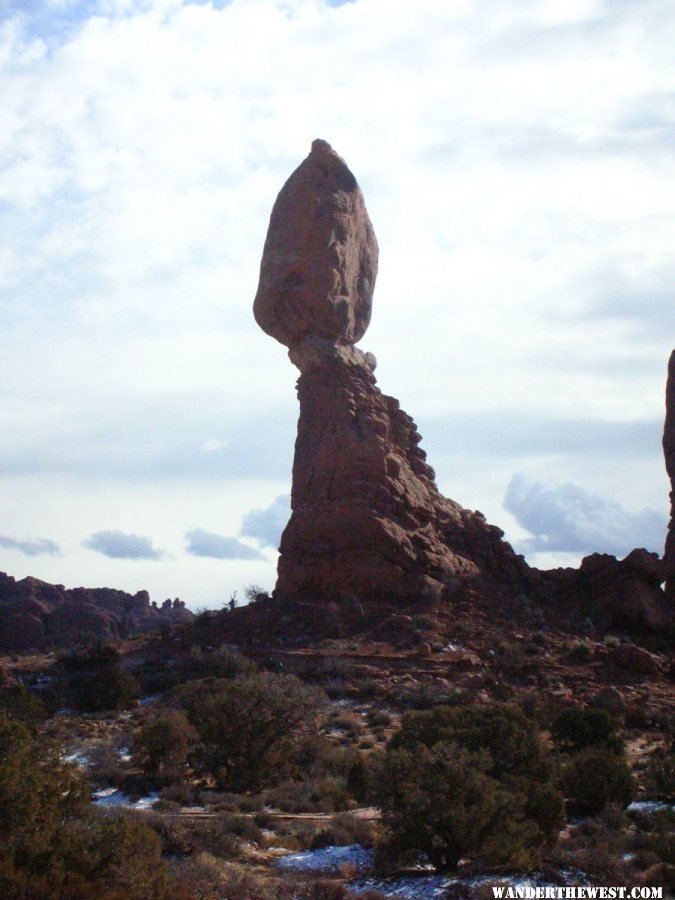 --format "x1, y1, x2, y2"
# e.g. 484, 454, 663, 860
664, 350, 675, 600
254, 140, 528, 603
